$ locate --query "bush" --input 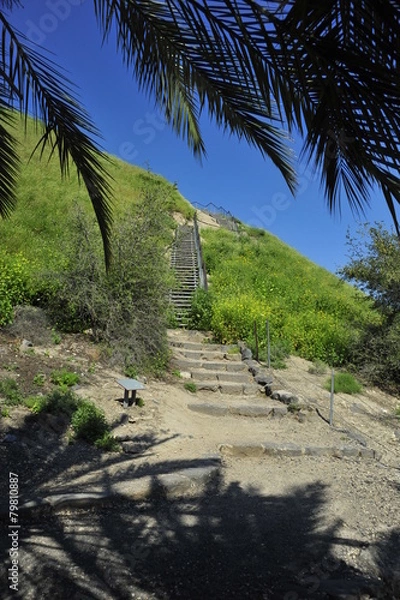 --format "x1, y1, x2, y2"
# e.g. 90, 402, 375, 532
269, 341, 290, 369
41, 193, 173, 374
184, 382, 197, 393
187, 288, 213, 331
71, 401, 108, 443
50, 369, 80, 388
0, 252, 32, 326
0, 378, 23, 406
29, 389, 81, 417
324, 372, 362, 395
124, 364, 138, 379
94, 432, 120, 452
